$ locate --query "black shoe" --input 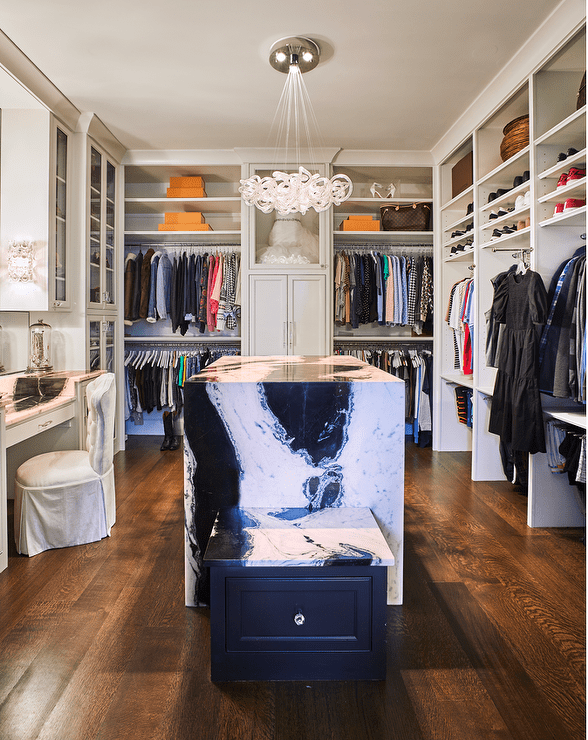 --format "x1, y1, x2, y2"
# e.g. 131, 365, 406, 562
451, 230, 465, 238
513, 175, 523, 188
466, 202, 474, 215
522, 170, 530, 182
491, 229, 503, 239
489, 210, 499, 219
488, 192, 497, 203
